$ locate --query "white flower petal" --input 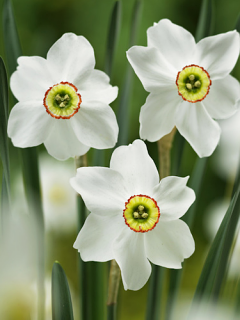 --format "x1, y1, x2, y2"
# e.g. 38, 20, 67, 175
153, 176, 195, 221
70, 101, 118, 149
110, 139, 159, 195
75, 69, 118, 105
145, 219, 195, 268
46, 33, 95, 83
44, 120, 90, 160
70, 167, 129, 216
10, 56, 54, 102
73, 213, 125, 262
203, 75, 240, 119
196, 31, 240, 80
139, 88, 180, 141
7, 101, 52, 148
147, 19, 196, 70
127, 46, 176, 92
113, 228, 151, 290
176, 101, 221, 157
